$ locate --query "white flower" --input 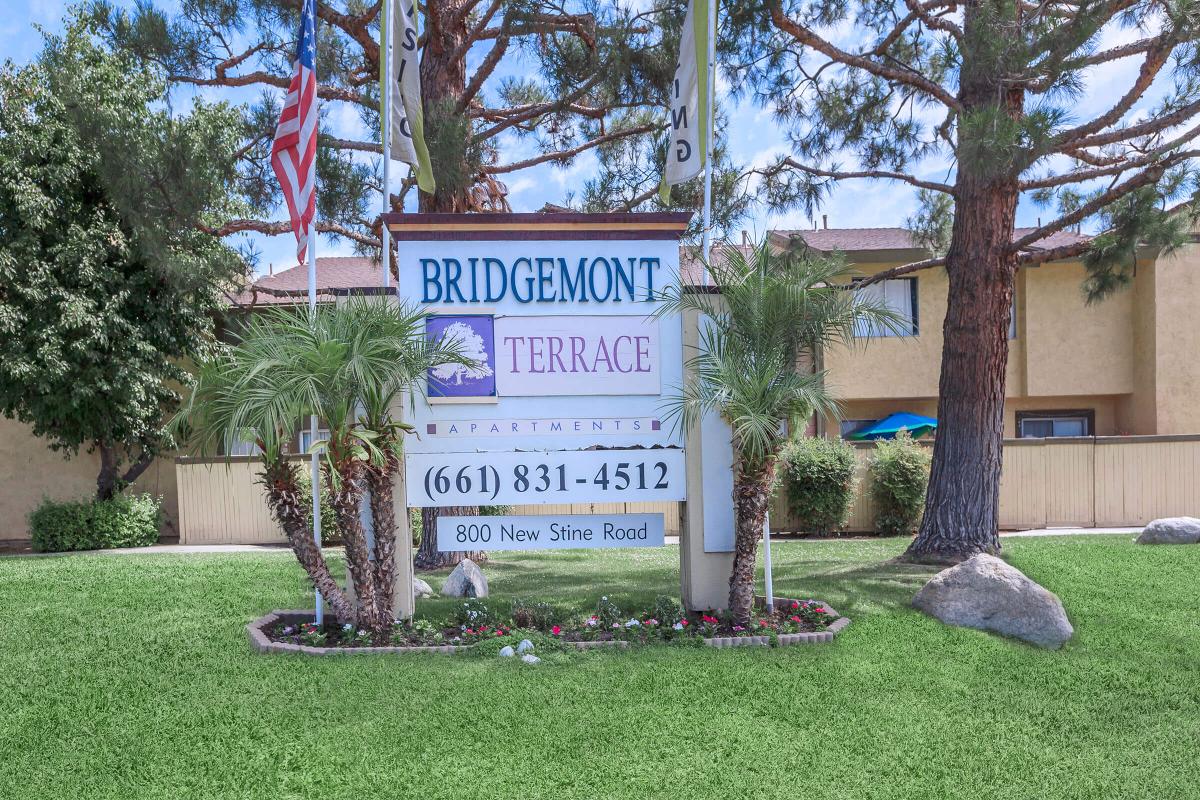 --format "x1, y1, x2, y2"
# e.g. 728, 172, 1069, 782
342, 623, 353, 632
673, 622, 684, 631
357, 629, 366, 637
625, 619, 641, 628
